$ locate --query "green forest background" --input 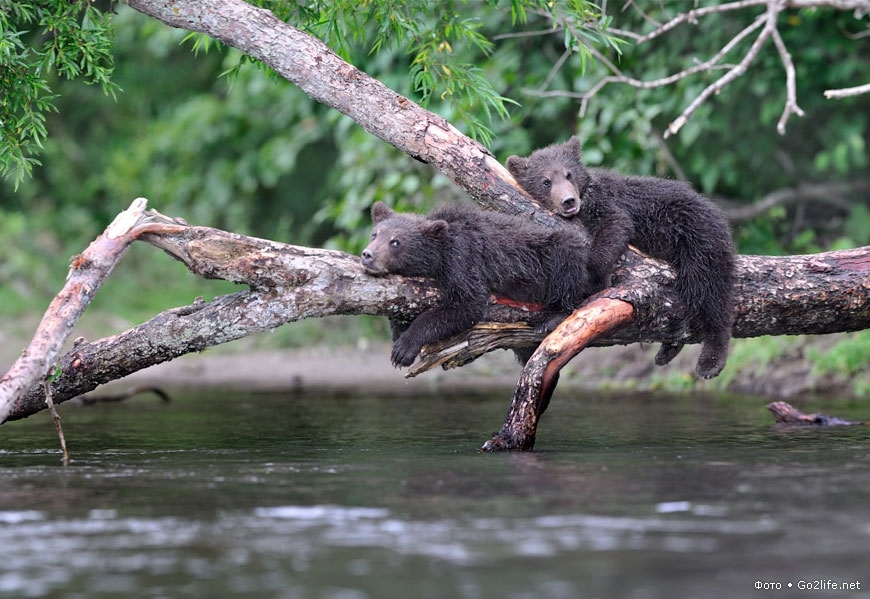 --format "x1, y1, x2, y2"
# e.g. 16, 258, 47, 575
1, 1, 869, 391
